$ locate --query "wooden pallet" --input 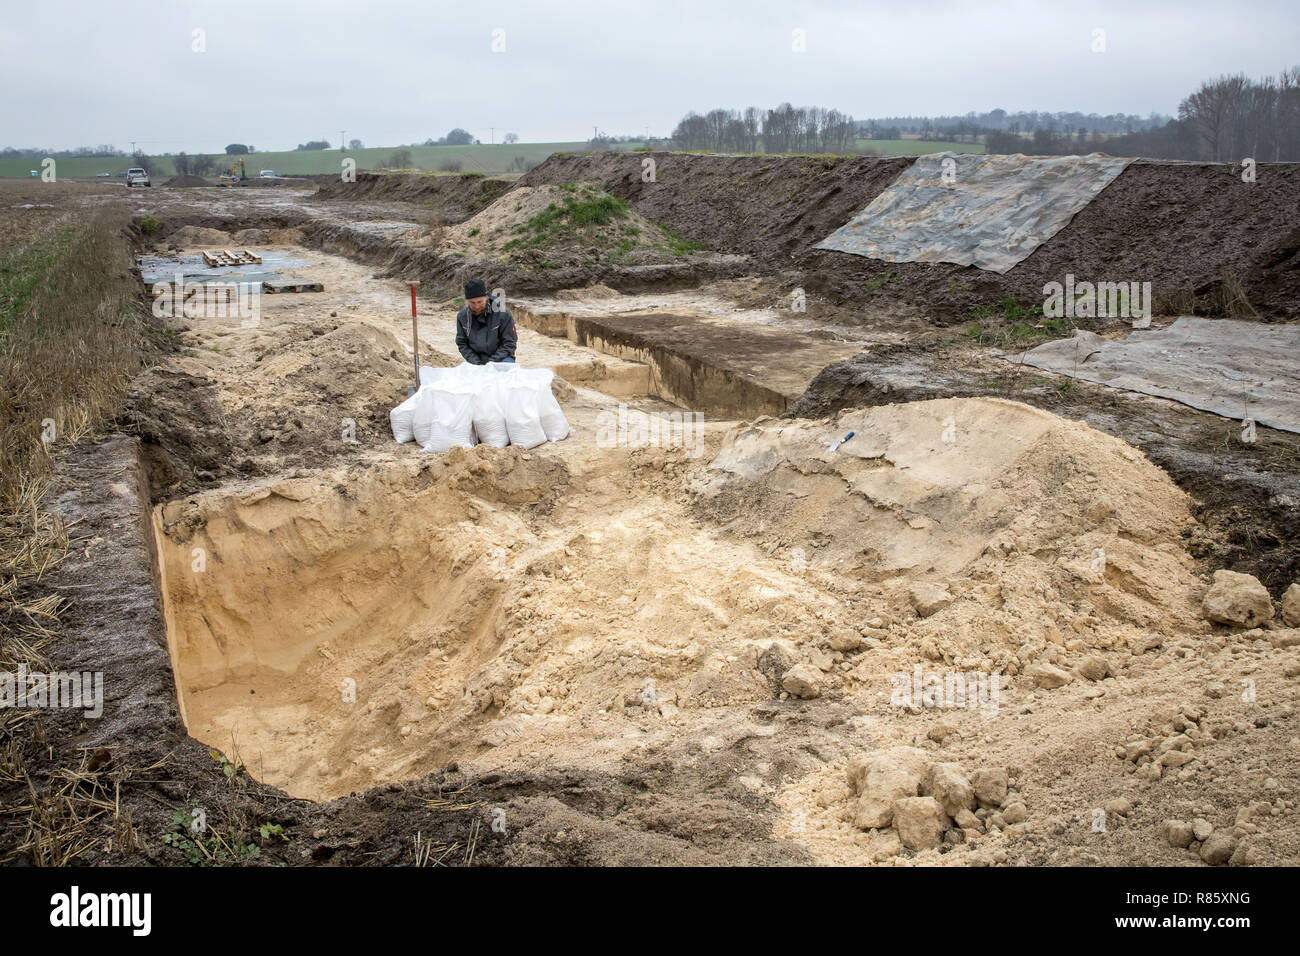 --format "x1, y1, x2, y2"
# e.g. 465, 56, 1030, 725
202, 249, 262, 267
261, 279, 324, 294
